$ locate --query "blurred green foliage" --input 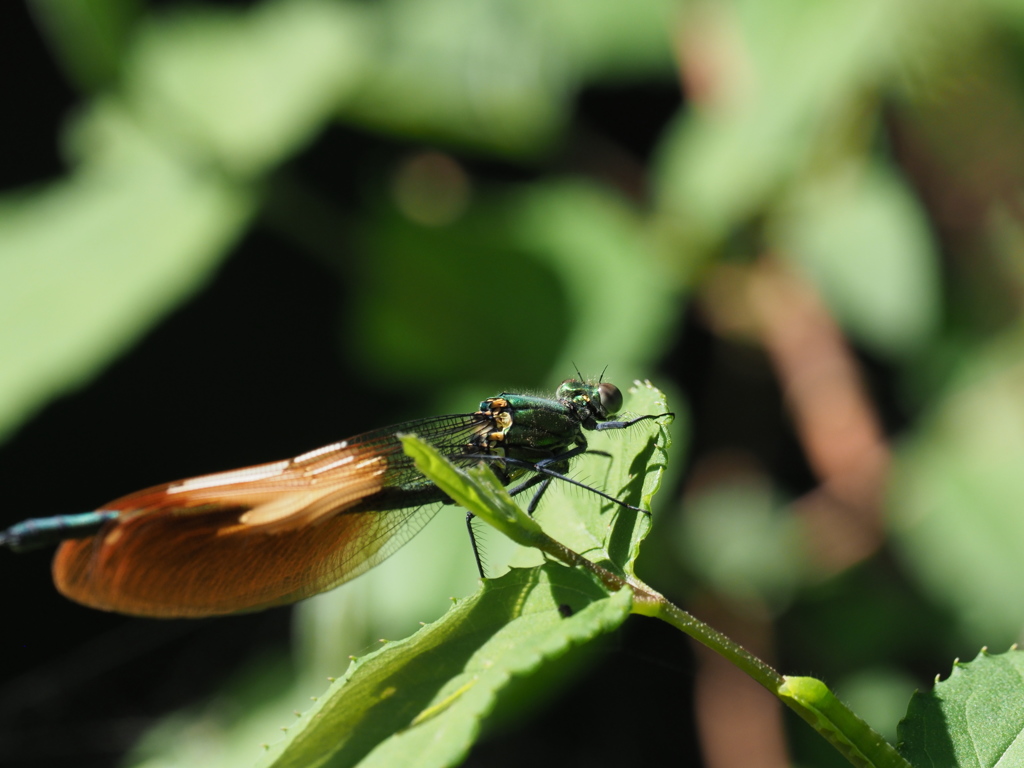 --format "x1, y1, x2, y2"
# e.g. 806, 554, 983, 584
6, 0, 1024, 765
